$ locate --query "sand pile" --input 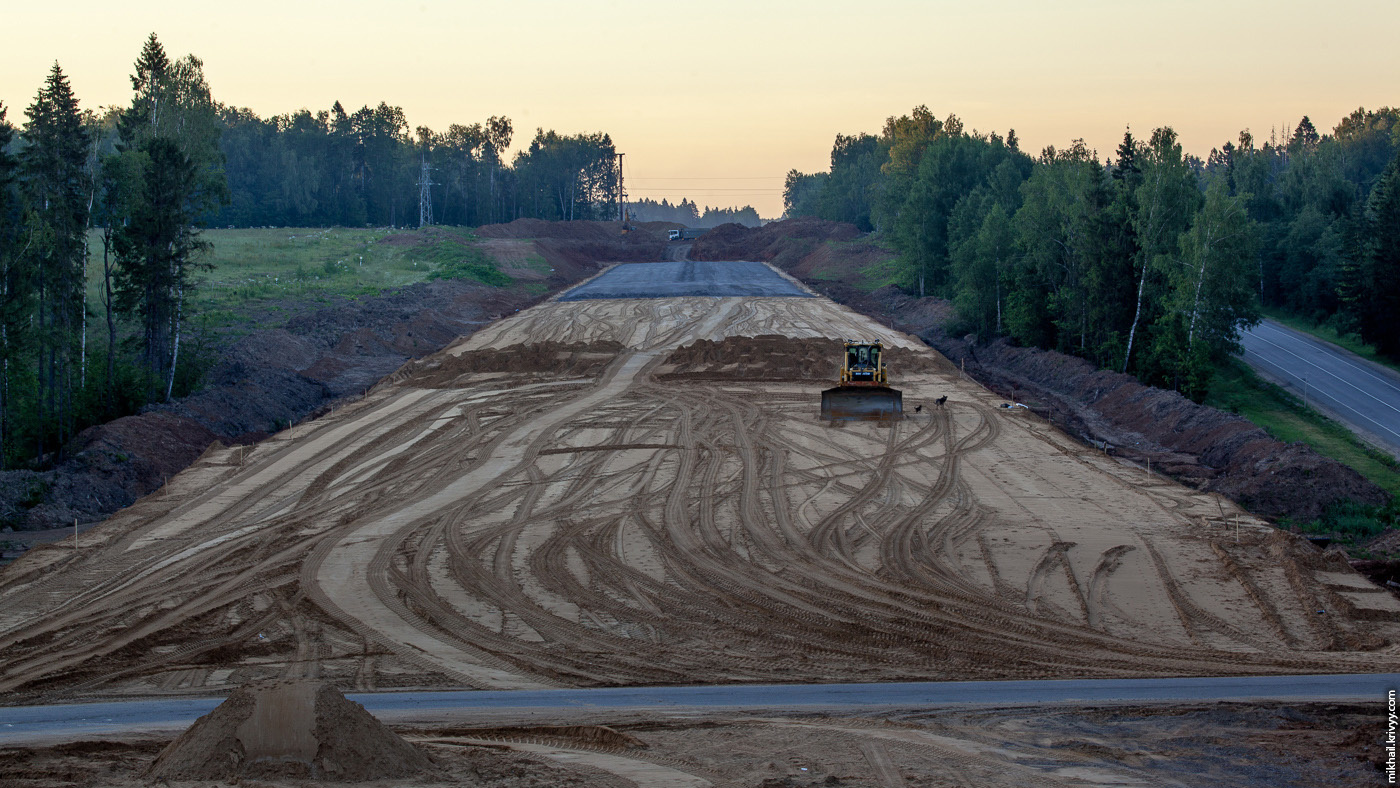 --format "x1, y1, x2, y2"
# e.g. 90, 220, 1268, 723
146, 681, 431, 782
405, 340, 625, 388
657, 335, 941, 382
